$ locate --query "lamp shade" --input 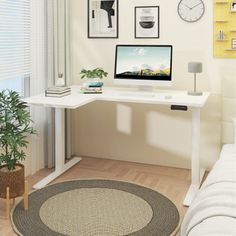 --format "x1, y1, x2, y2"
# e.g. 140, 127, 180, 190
188, 62, 202, 73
